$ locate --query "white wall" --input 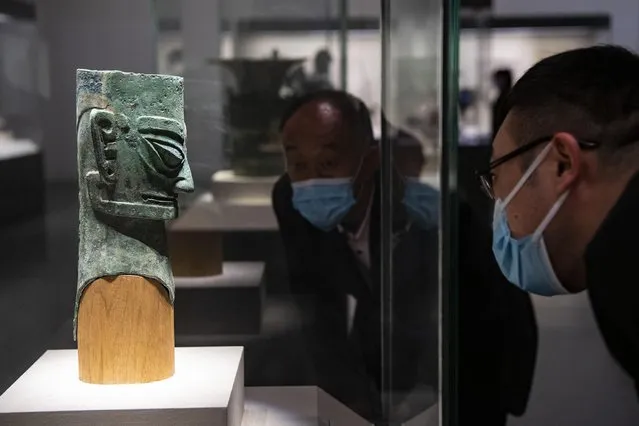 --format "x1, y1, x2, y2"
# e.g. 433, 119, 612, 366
493, 0, 639, 51
36, 0, 156, 182
459, 28, 600, 135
